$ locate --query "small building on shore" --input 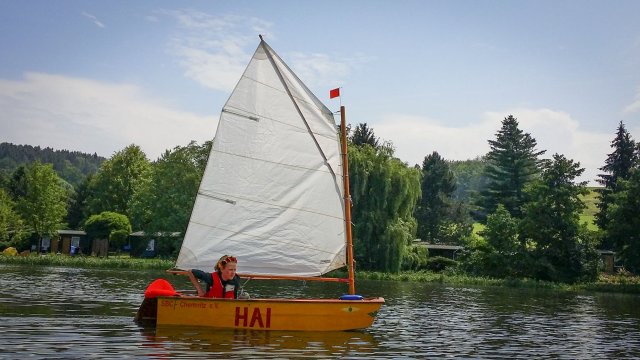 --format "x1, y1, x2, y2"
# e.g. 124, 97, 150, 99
598, 250, 616, 274
128, 231, 182, 258
53, 230, 88, 255
413, 240, 464, 260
